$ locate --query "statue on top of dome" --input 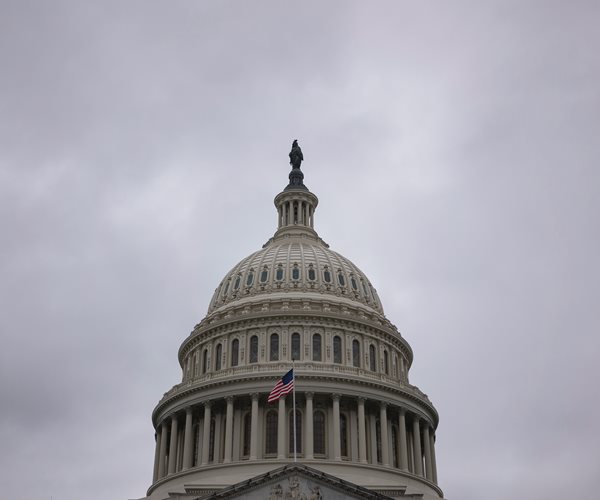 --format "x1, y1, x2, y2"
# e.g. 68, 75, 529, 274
289, 140, 304, 170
